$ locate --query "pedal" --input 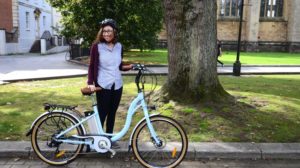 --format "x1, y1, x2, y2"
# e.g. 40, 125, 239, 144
55, 150, 66, 158
100, 144, 116, 158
